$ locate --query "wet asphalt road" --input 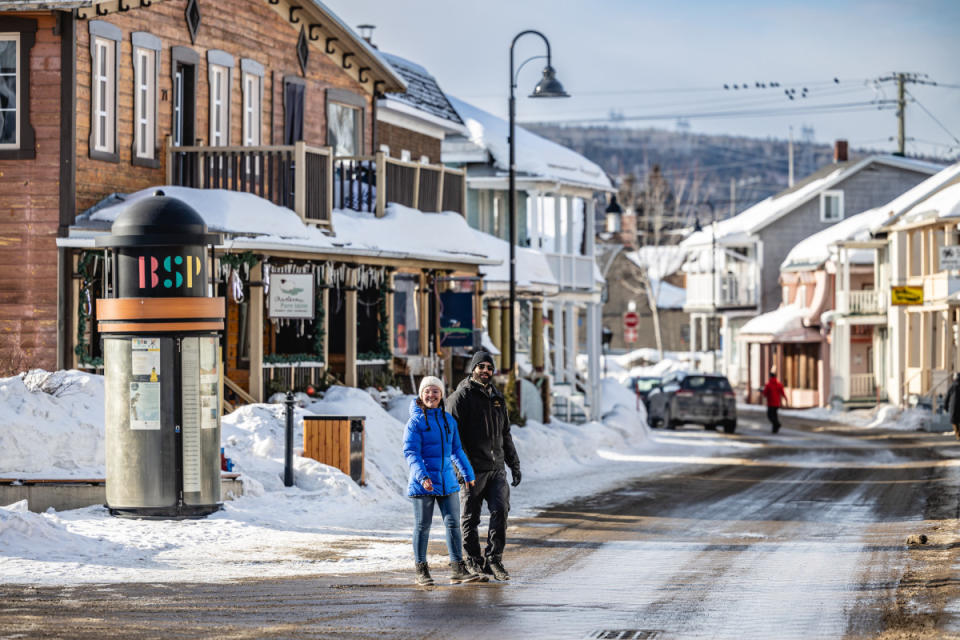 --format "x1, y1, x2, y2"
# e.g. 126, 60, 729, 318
2, 412, 959, 639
